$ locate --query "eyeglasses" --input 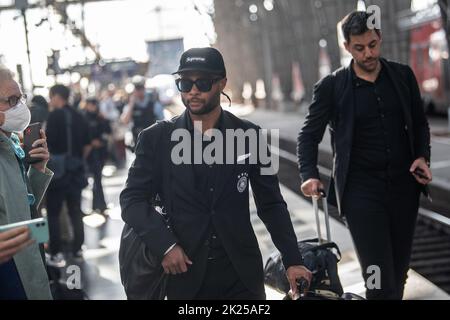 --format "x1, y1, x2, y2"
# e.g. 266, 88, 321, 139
175, 78, 222, 93
0, 94, 27, 108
